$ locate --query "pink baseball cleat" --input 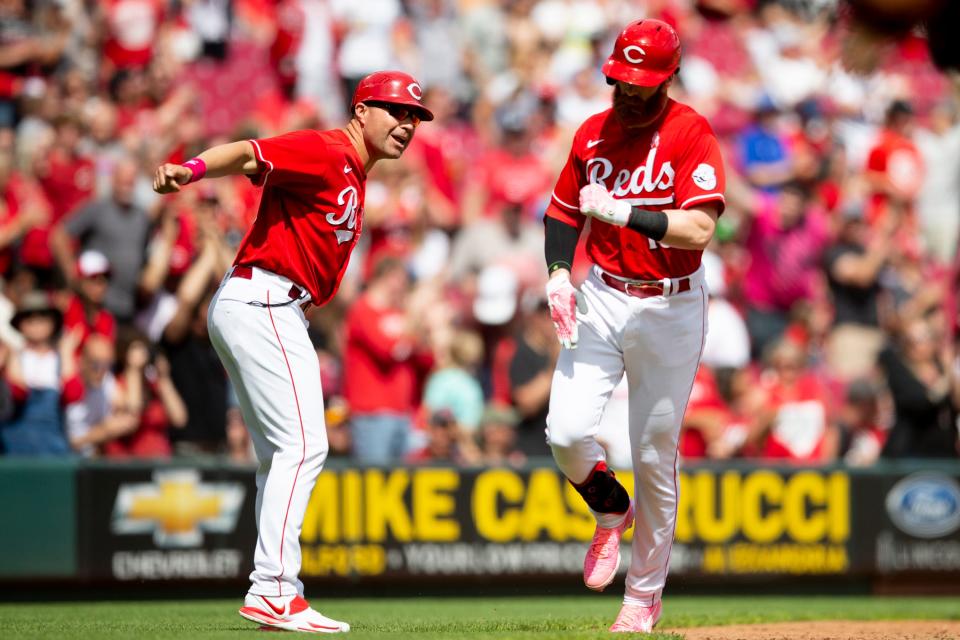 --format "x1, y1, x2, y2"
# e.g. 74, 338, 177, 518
583, 501, 634, 591
239, 593, 350, 633
609, 600, 663, 633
